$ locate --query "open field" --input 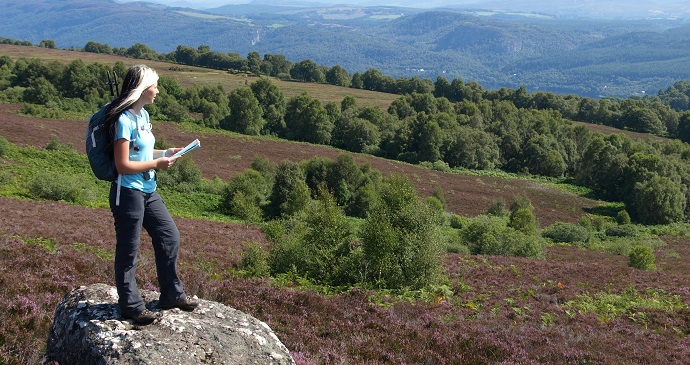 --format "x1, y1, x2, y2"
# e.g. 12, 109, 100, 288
0, 44, 397, 110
